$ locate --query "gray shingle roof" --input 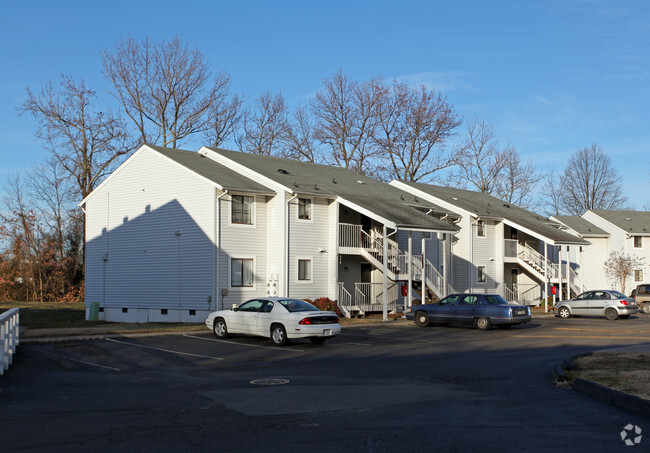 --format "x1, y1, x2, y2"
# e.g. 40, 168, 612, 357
589, 210, 650, 235
553, 216, 609, 237
205, 148, 459, 232
397, 181, 590, 245
149, 146, 272, 194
